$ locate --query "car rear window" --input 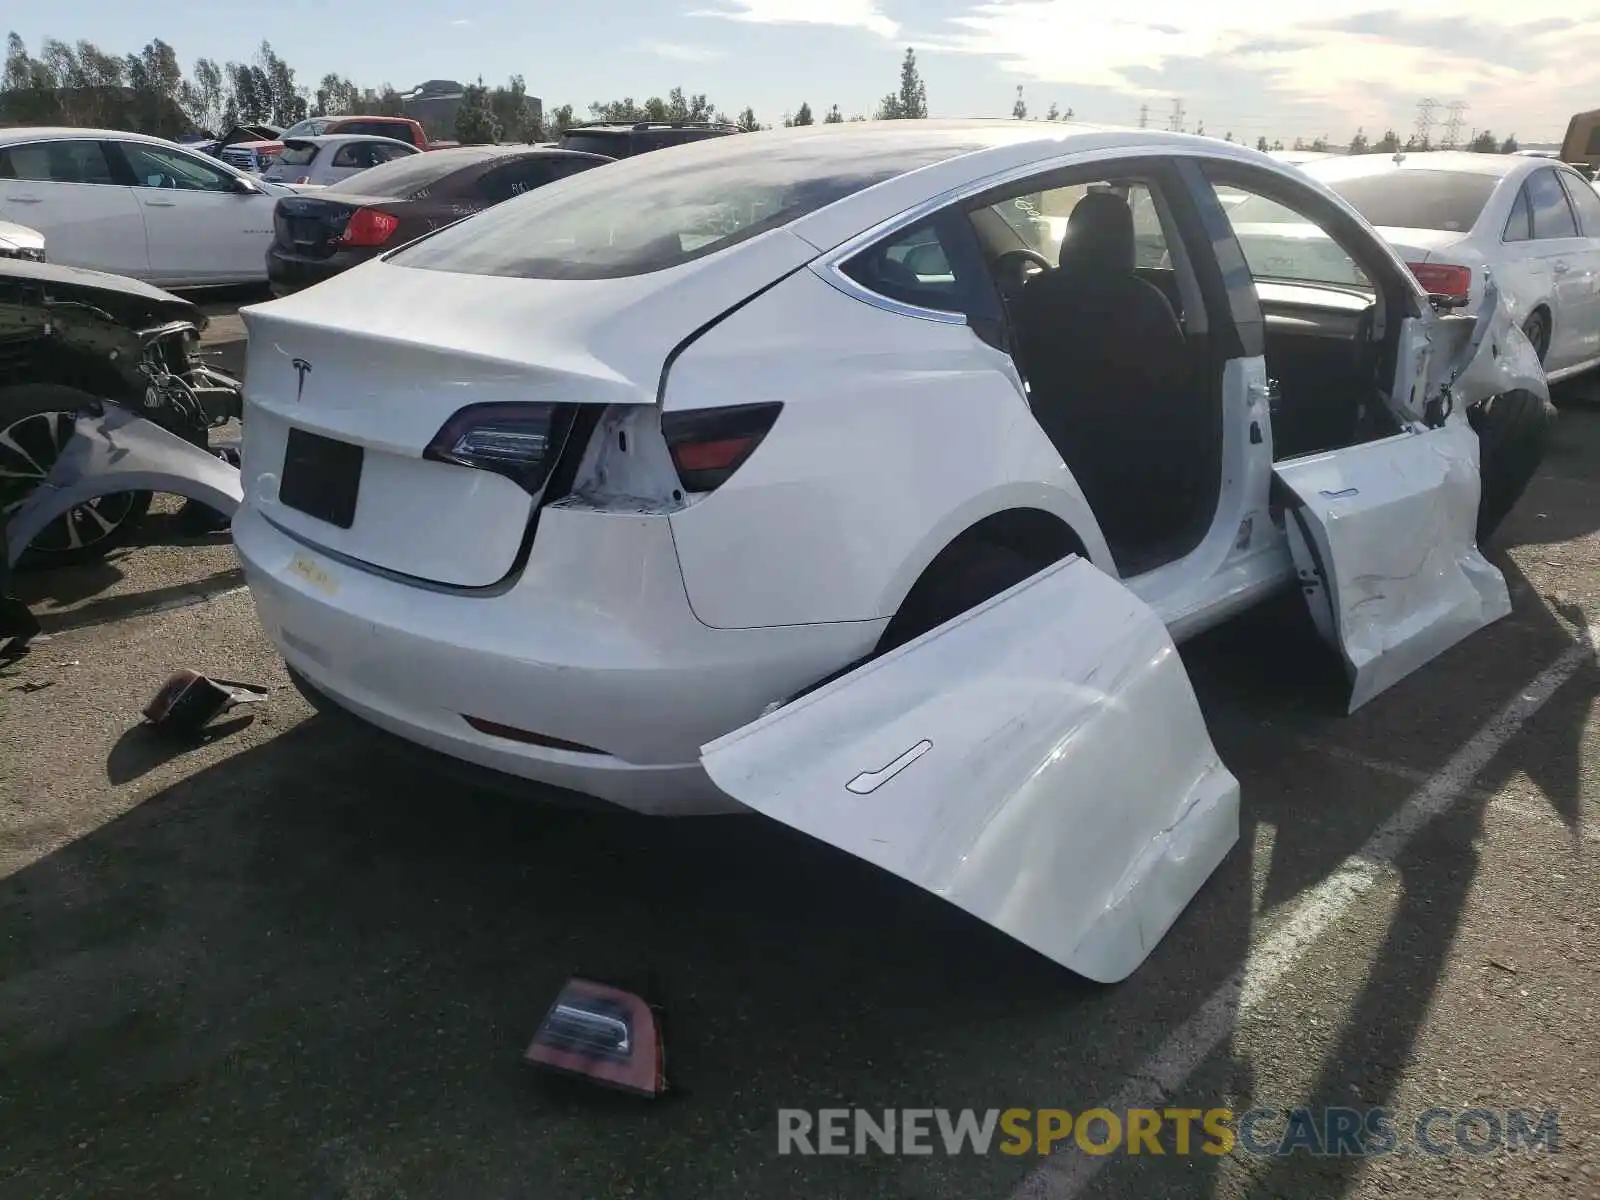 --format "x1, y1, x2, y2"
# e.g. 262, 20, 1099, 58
559, 131, 633, 157
274, 140, 319, 167
1320, 170, 1498, 233
392, 132, 992, 280
333, 148, 496, 197
336, 120, 413, 141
